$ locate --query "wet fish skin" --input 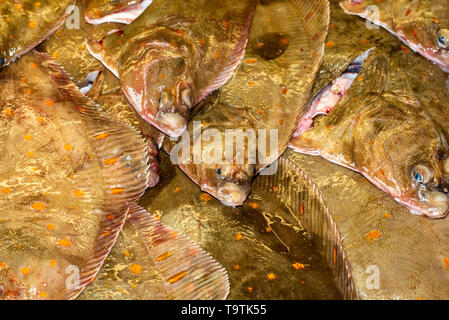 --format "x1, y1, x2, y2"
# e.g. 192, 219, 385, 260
86, 0, 257, 138
83, 0, 153, 25
0, 0, 76, 68
165, 0, 330, 206
340, 0, 449, 72
290, 50, 449, 219
0, 51, 150, 299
